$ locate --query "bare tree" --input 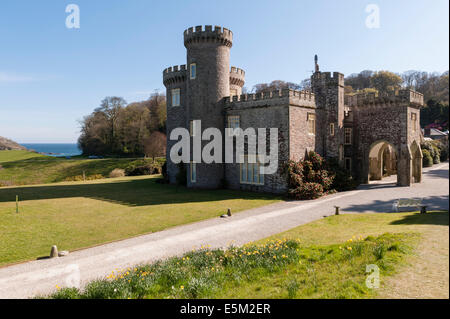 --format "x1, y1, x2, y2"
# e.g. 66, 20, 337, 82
144, 131, 166, 162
